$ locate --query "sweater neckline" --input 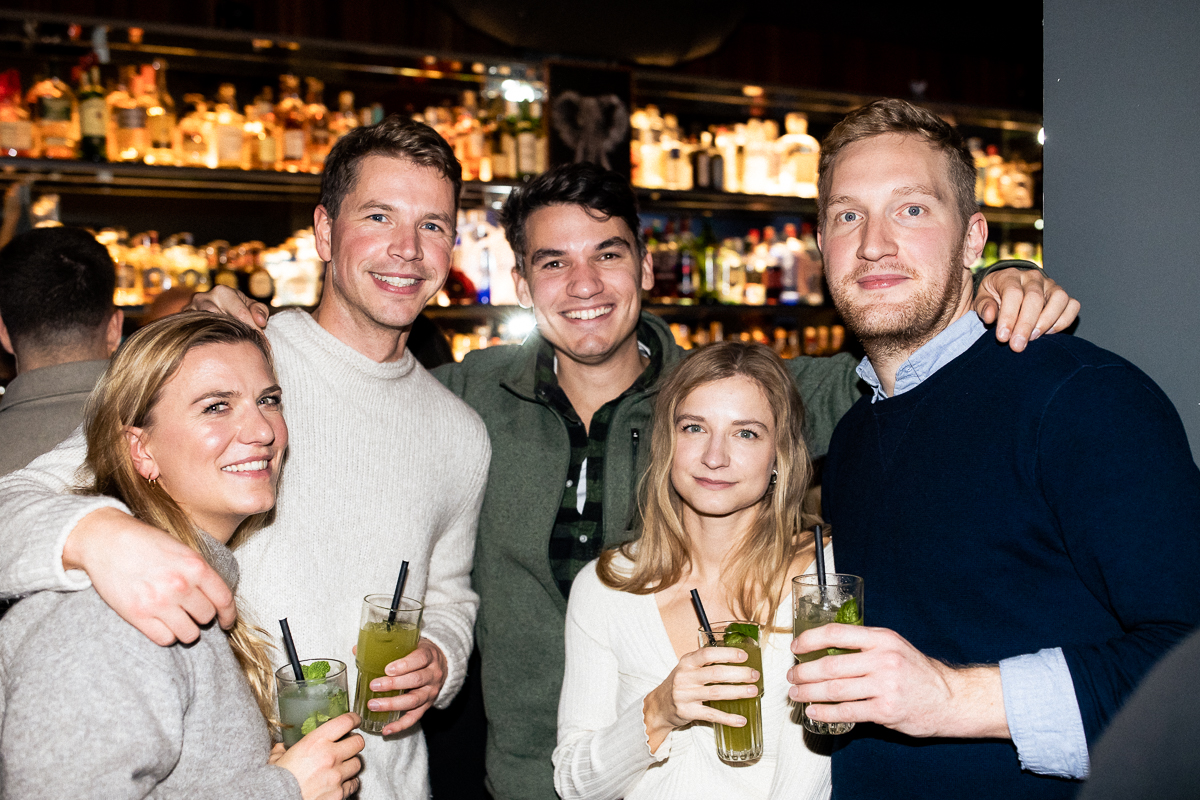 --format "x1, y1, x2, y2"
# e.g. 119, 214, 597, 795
270, 308, 416, 380
867, 332, 995, 412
